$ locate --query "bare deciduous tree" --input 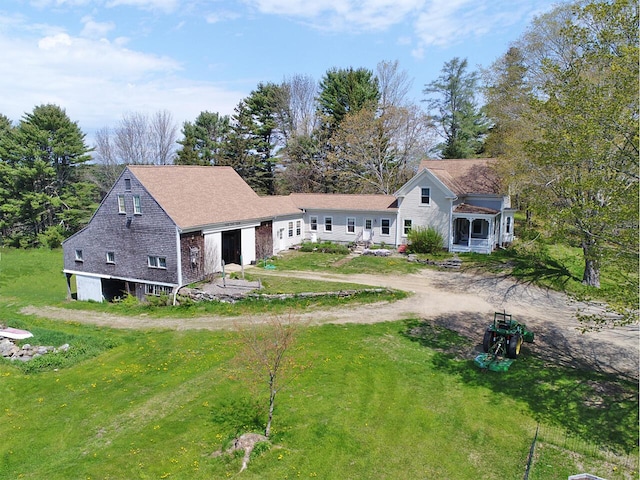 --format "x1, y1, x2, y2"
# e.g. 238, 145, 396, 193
95, 110, 178, 166
376, 59, 412, 110
150, 110, 178, 165
236, 314, 300, 439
